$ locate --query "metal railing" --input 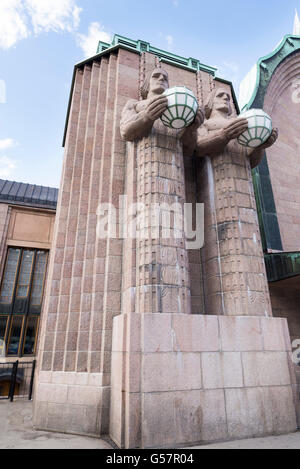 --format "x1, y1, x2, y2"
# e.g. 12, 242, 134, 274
0, 360, 36, 401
